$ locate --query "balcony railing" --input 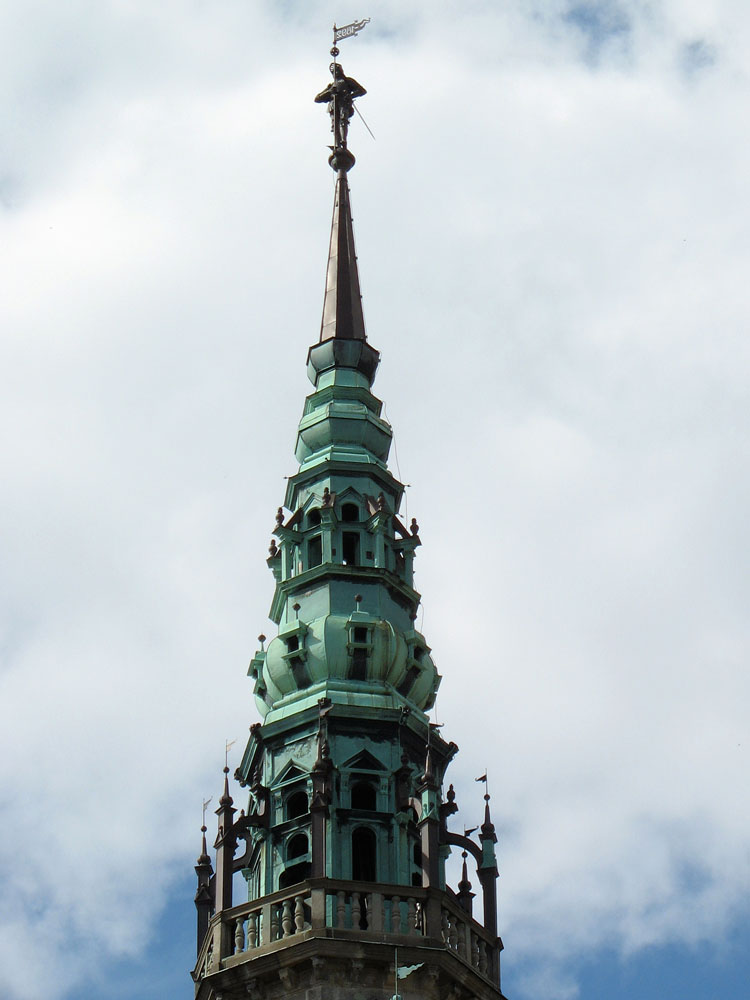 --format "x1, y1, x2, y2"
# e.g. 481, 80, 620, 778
194, 878, 500, 987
